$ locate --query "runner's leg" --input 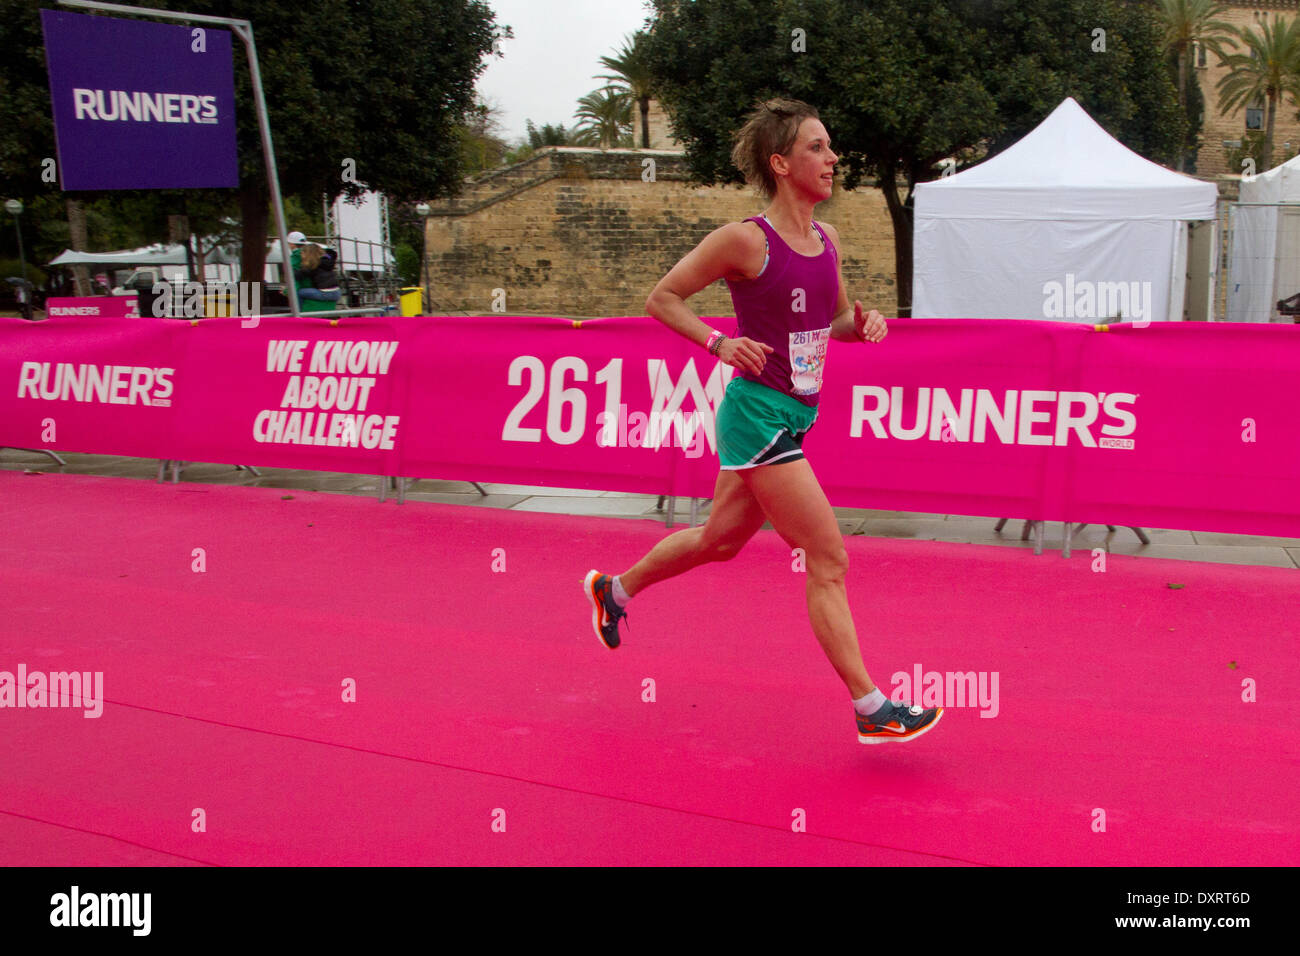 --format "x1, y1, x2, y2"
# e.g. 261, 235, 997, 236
619, 469, 767, 597
738, 457, 876, 699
